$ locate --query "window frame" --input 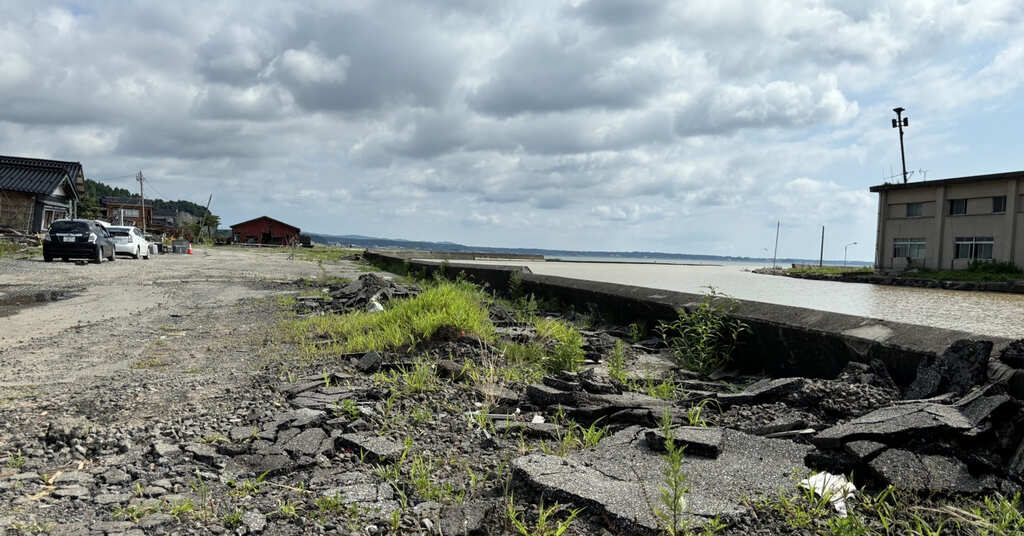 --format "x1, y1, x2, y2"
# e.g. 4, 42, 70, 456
893, 238, 927, 259
948, 199, 967, 216
953, 236, 994, 260
905, 202, 924, 218
993, 196, 1007, 214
